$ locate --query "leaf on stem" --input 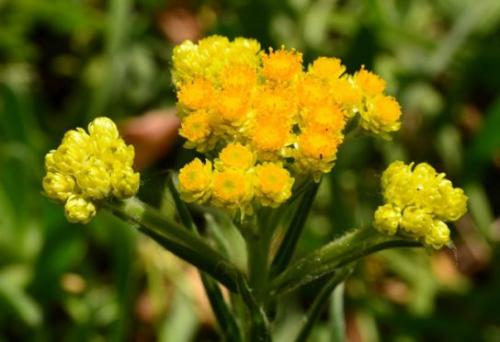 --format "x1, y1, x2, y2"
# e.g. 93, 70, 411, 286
271, 228, 421, 295
270, 181, 320, 277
